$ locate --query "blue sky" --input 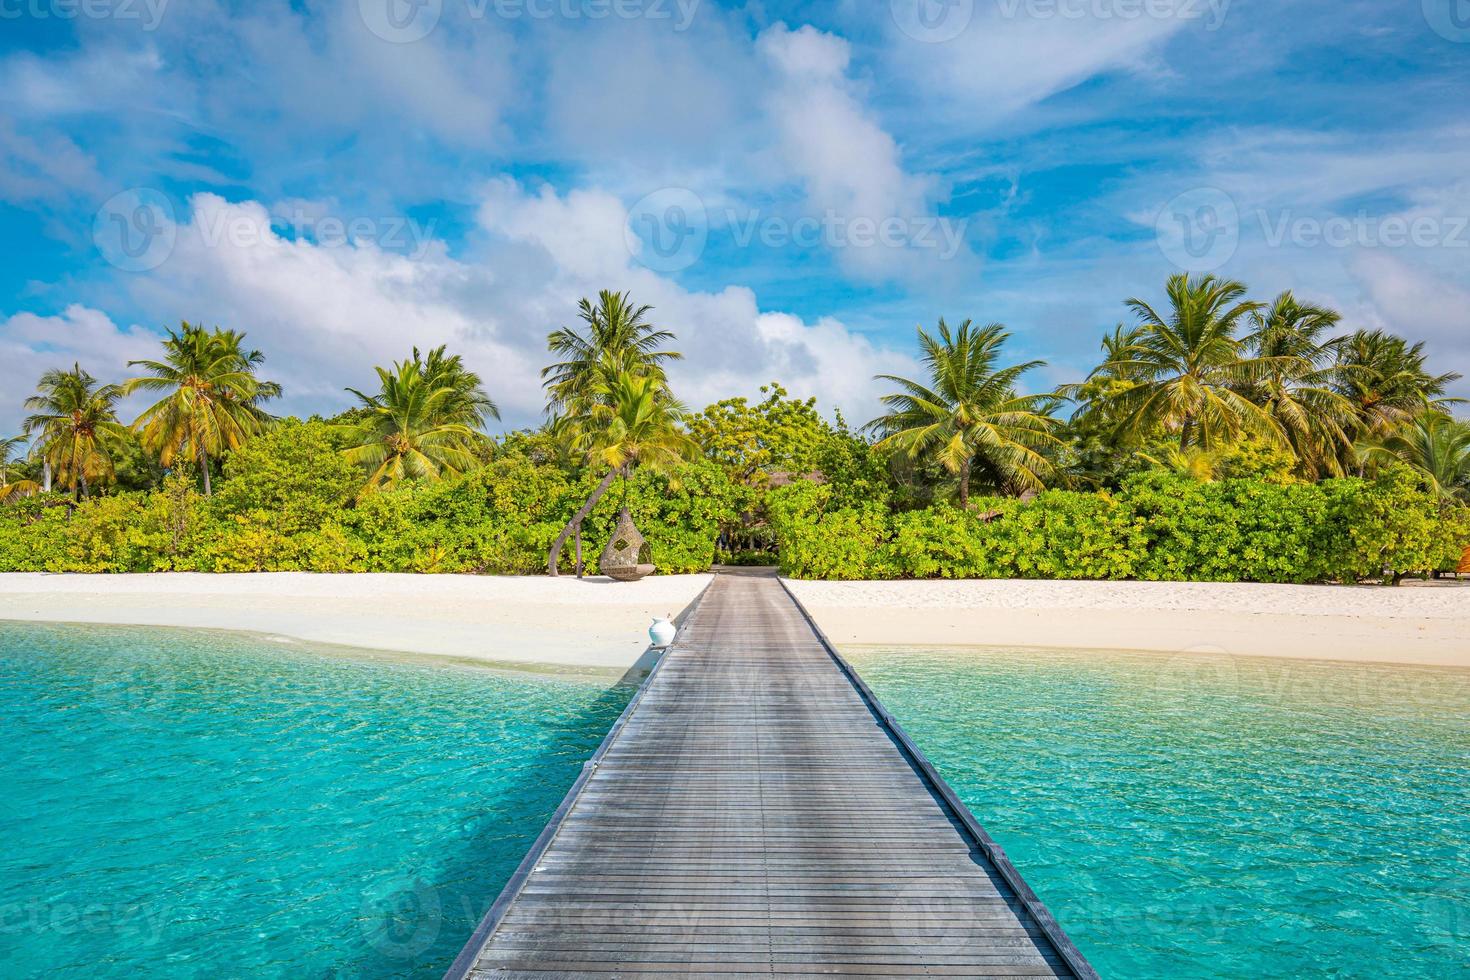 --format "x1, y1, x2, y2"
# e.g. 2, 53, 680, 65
2, 0, 1468, 432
